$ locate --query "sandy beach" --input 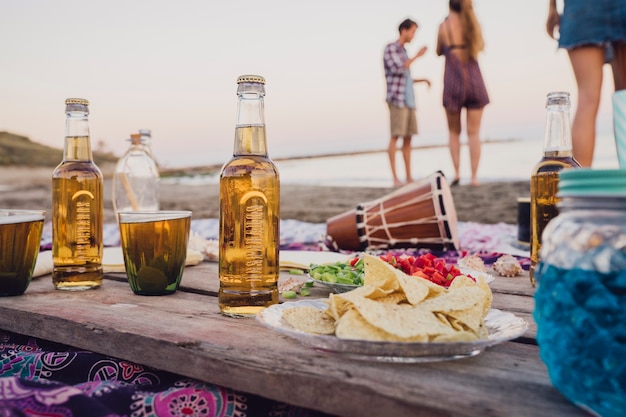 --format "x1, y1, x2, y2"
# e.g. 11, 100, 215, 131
0, 165, 529, 226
